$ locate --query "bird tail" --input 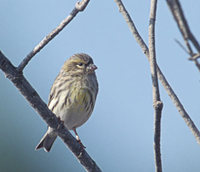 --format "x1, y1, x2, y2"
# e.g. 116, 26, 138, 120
35, 128, 57, 152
